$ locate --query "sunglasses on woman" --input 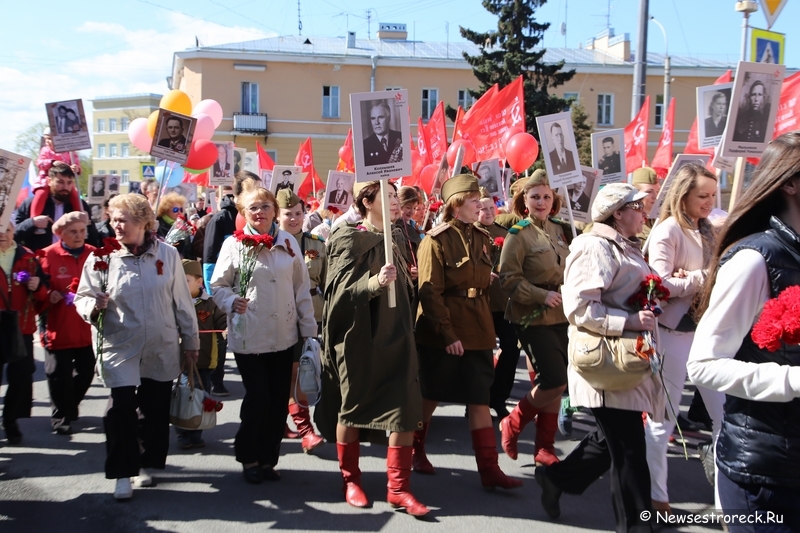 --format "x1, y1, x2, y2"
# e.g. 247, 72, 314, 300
172, 207, 184, 214
625, 201, 644, 212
